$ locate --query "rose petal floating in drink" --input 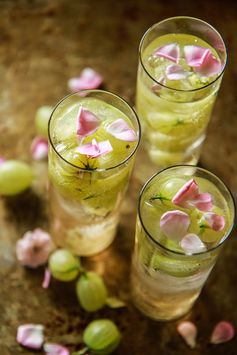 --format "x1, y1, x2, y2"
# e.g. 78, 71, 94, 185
44, 343, 70, 355
42, 268, 51, 289
195, 51, 222, 77
68, 68, 103, 92
16, 229, 54, 268
106, 118, 137, 142
16, 324, 44, 349
172, 179, 213, 212
180, 233, 207, 255
166, 64, 190, 80
76, 106, 100, 138
160, 210, 190, 241
203, 212, 225, 231
191, 193, 213, 212
177, 321, 197, 348
153, 43, 180, 63
210, 321, 235, 344
172, 179, 199, 207
184, 45, 210, 67
184, 45, 222, 77
31, 137, 48, 160
76, 139, 113, 158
